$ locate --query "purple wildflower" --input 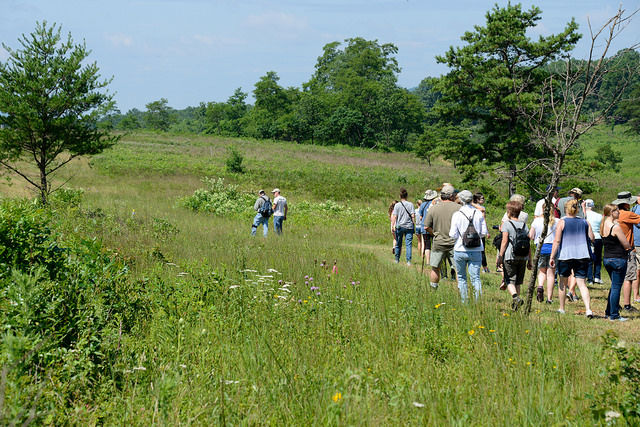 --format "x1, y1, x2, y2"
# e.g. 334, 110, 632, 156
316, 292, 321, 296
305, 275, 309, 280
